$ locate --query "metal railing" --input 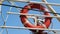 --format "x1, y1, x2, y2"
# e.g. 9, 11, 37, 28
0, 0, 60, 34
